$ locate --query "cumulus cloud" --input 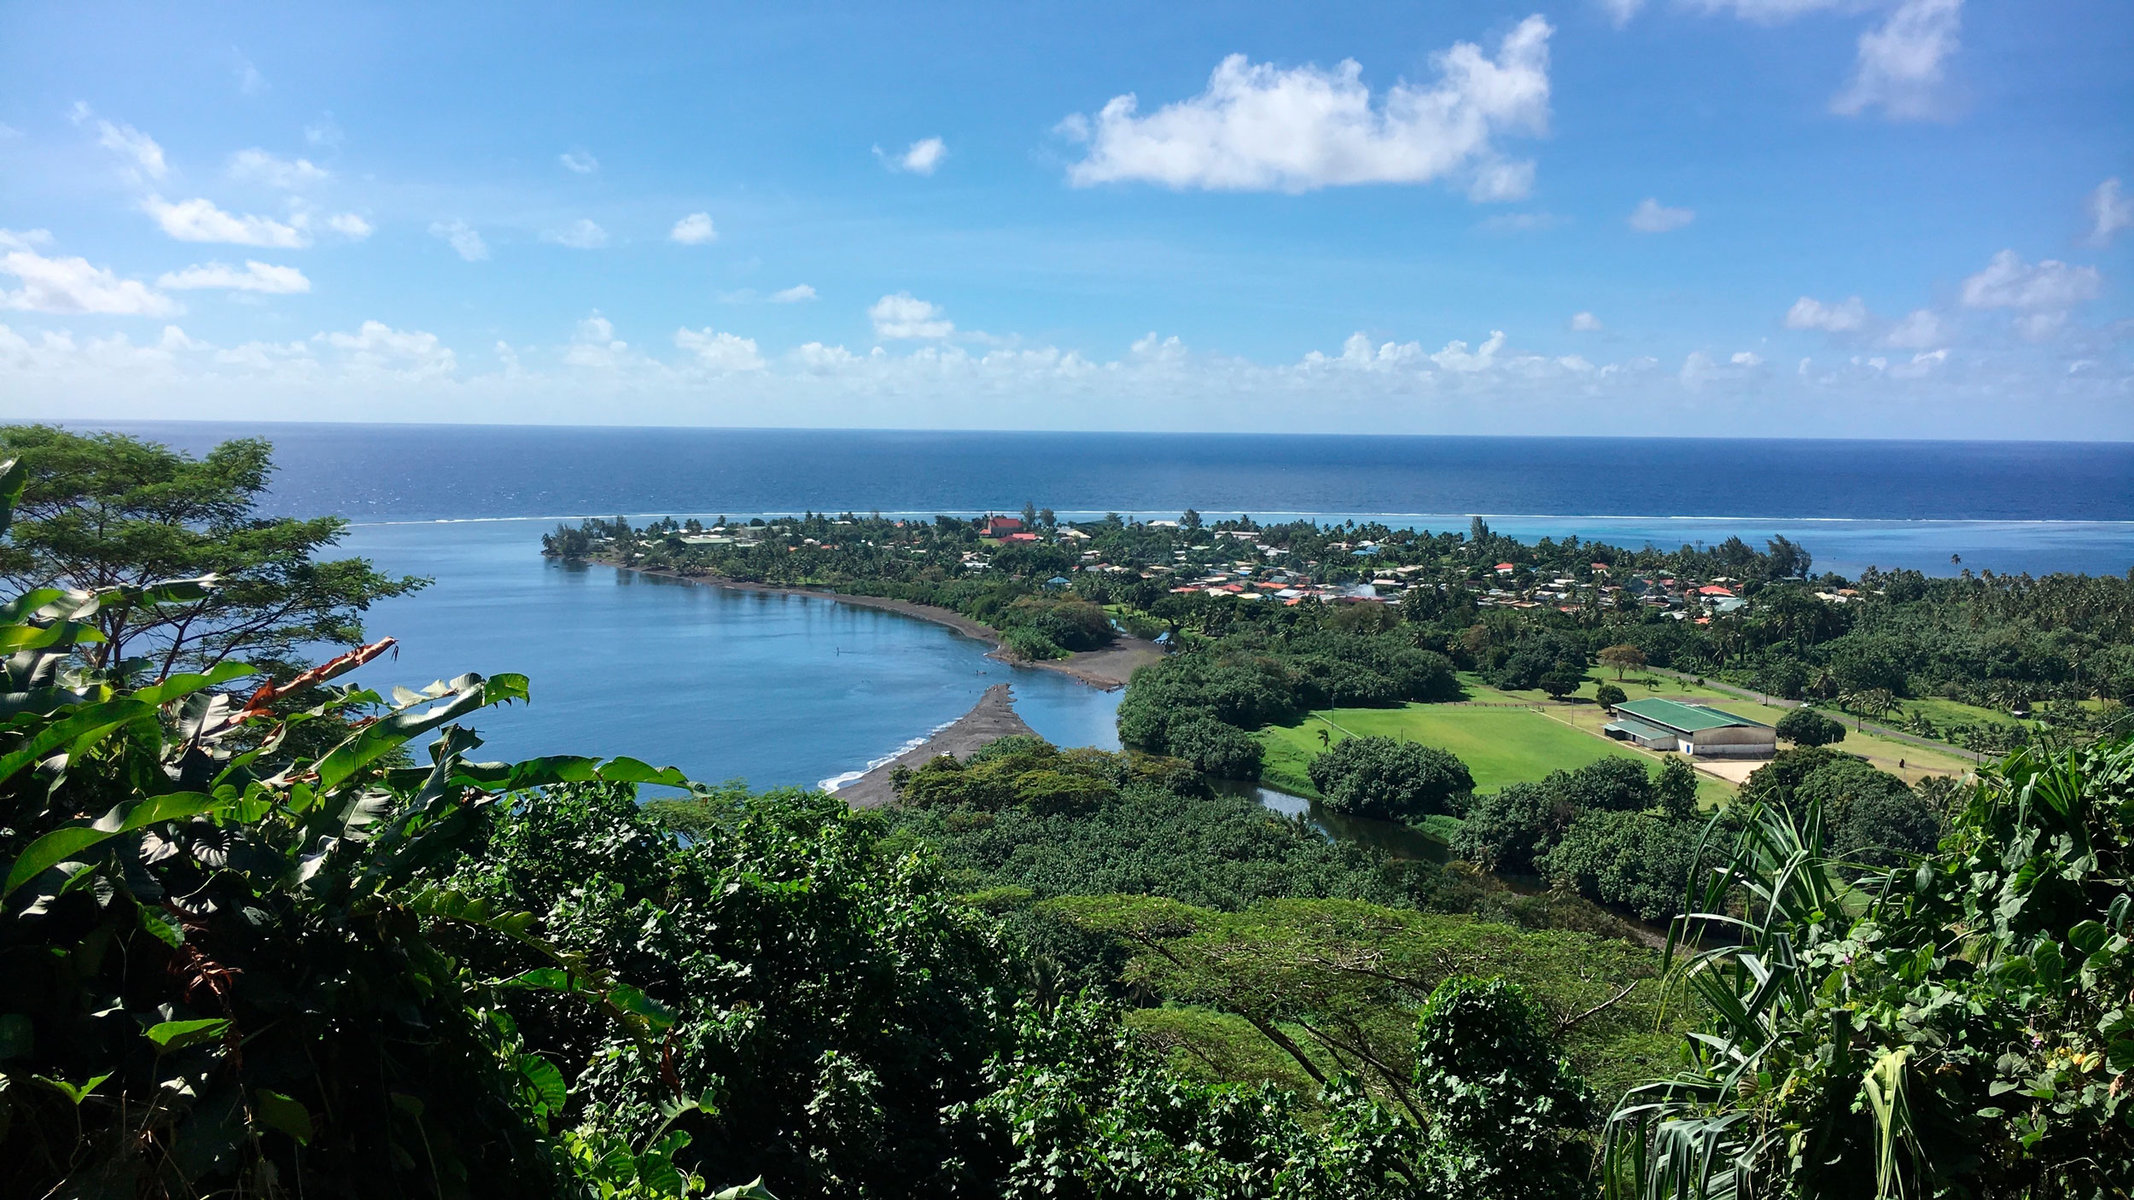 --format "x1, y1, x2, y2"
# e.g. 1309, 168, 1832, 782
228, 148, 327, 188
769, 284, 817, 303
156, 260, 310, 294
1731, 350, 1764, 366
321, 320, 454, 376
1628, 197, 1694, 232
541, 219, 609, 249
1596, 0, 1645, 27
869, 292, 954, 339
1, 231, 180, 315
670, 212, 717, 244
1960, 249, 2102, 312
876, 137, 947, 175
429, 220, 489, 261
1831, 0, 1962, 120
674, 326, 766, 371
1430, 330, 1506, 372
1058, 15, 1551, 196
142, 196, 308, 247
1881, 308, 1942, 349
559, 150, 599, 174
1785, 295, 1867, 332
1570, 311, 1603, 331
2088, 178, 2131, 247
